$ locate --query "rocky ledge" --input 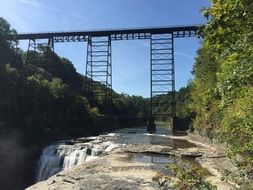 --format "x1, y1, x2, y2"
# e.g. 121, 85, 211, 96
27, 153, 160, 190
27, 133, 236, 190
